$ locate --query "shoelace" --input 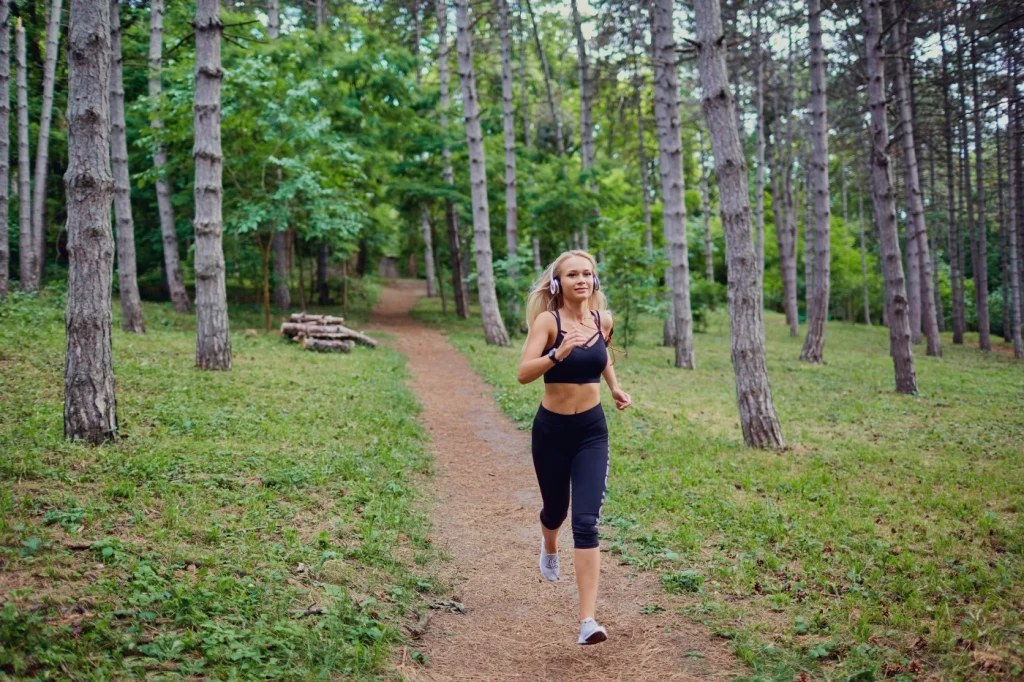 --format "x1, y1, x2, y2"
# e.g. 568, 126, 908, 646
545, 555, 558, 569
